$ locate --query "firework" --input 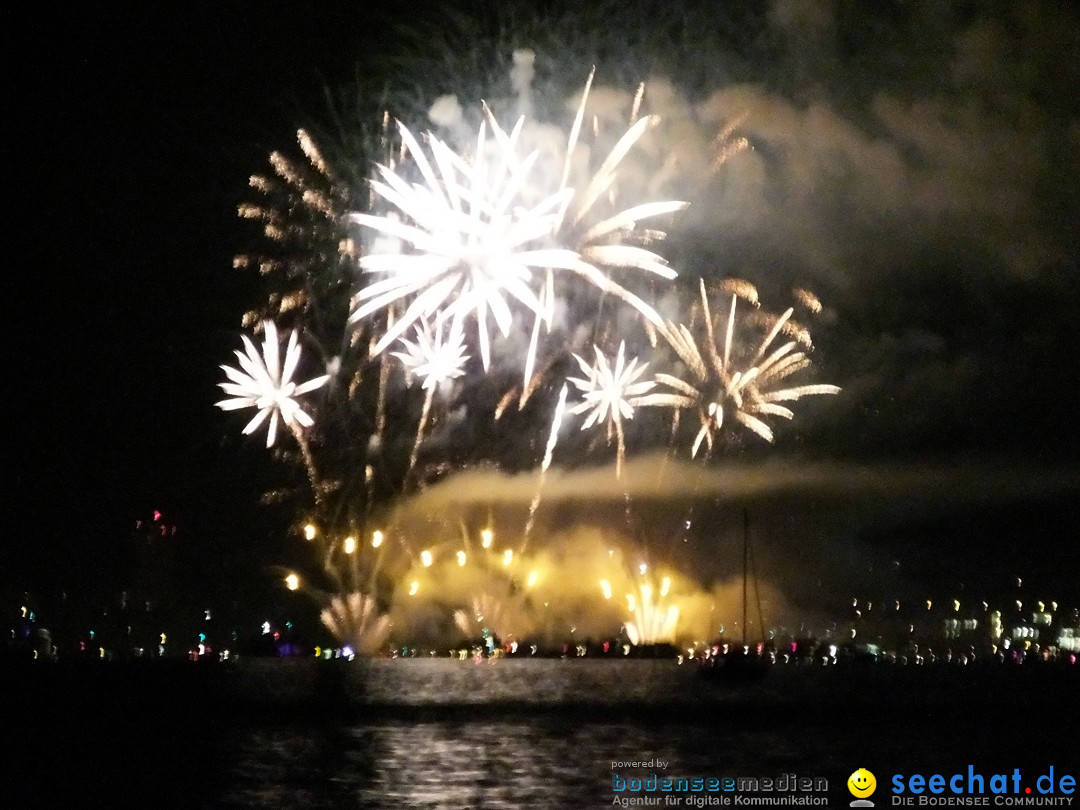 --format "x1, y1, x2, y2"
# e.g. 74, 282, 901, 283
624, 580, 680, 646
392, 317, 470, 391
235, 129, 353, 329
568, 341, 667, 478
320, 592, 392, 655
453, 592, 534, 645
347, 76, 687, 377
655, 280, 840, 457
215, 321, 330, 448
522, 383, 569, 548
222, 54, 846, 655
